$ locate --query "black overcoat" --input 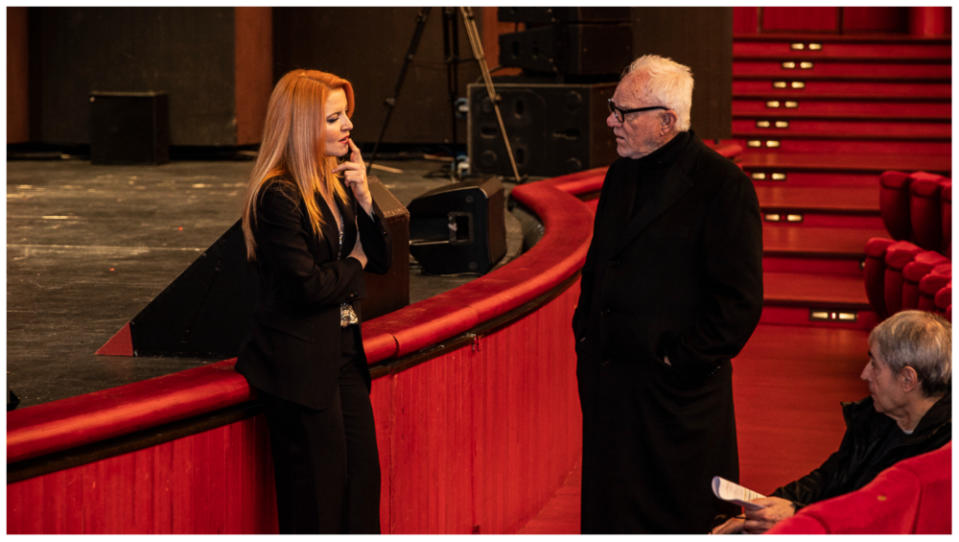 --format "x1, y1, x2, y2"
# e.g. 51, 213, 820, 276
573, 131, 763, 533
237, 177, 391, 410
